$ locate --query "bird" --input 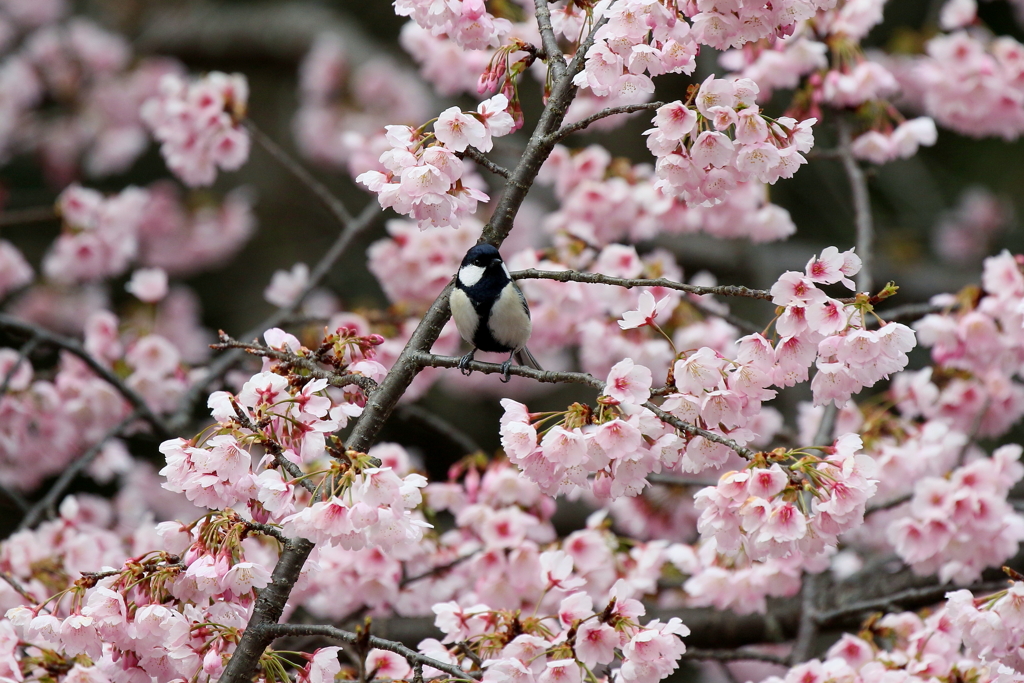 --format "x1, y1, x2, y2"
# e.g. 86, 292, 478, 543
449, 244, 542, 382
